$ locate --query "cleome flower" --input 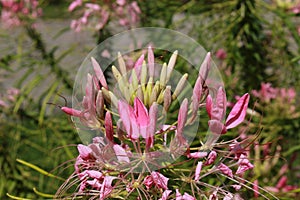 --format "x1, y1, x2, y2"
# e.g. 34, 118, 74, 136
57, 47, 255, 199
